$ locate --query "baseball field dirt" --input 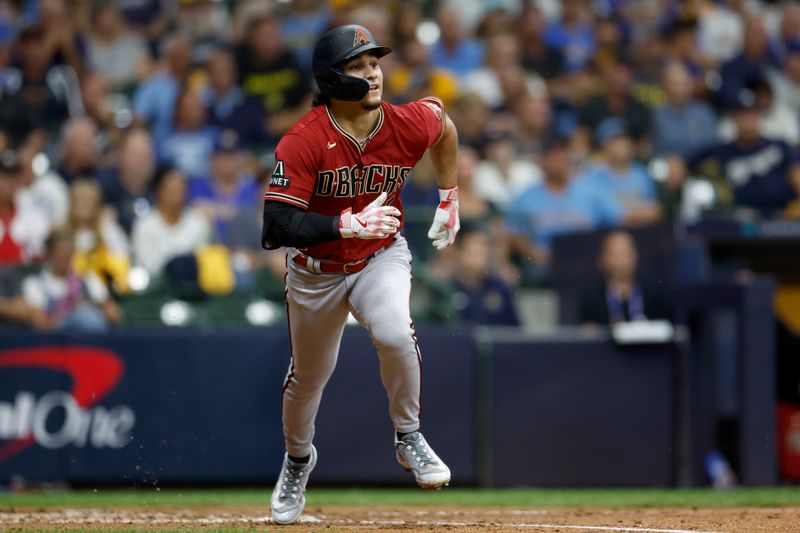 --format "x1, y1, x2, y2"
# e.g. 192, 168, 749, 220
2, 488, 800, 532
